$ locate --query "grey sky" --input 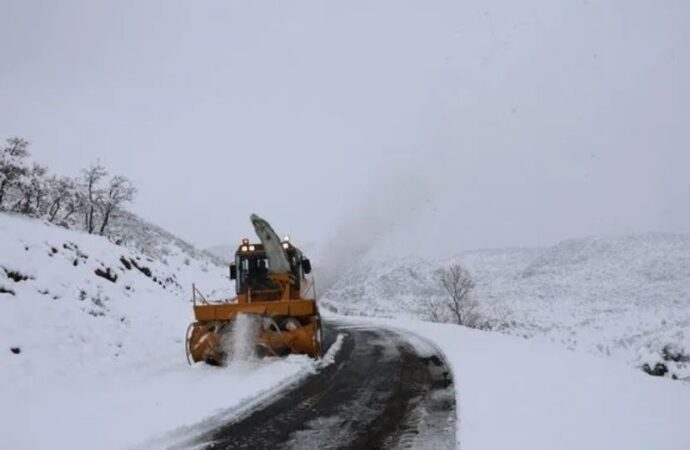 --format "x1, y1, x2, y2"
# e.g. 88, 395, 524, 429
2, 0, 689, 257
